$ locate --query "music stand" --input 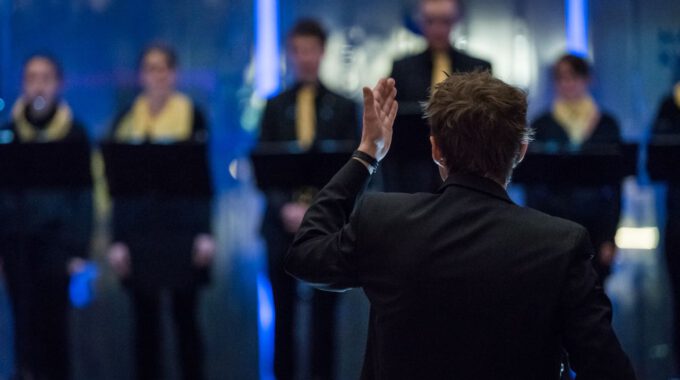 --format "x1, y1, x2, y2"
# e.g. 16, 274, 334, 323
251, 140, 355, 190
0, 142, 92, 190
101, 142, 212, 197
513, 143, 638, 186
